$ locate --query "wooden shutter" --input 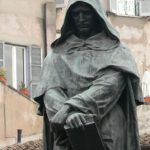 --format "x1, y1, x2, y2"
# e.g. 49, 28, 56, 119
56, 0, 65, 8
138, 0, 150, 16
30, 46, 43, 97
0, 42, 4, 67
